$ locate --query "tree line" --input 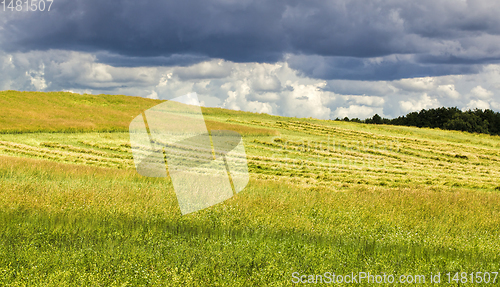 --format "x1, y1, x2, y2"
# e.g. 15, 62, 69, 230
335, 107, 500, 136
